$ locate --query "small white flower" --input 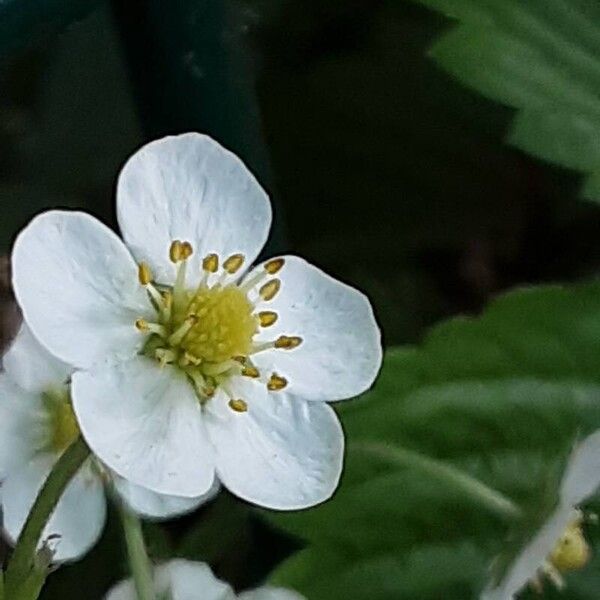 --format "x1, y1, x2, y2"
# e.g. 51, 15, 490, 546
12, 133, 382, 507
0, 325, 217, 562
105, 559, 305, 600
482, 430, 600, 599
